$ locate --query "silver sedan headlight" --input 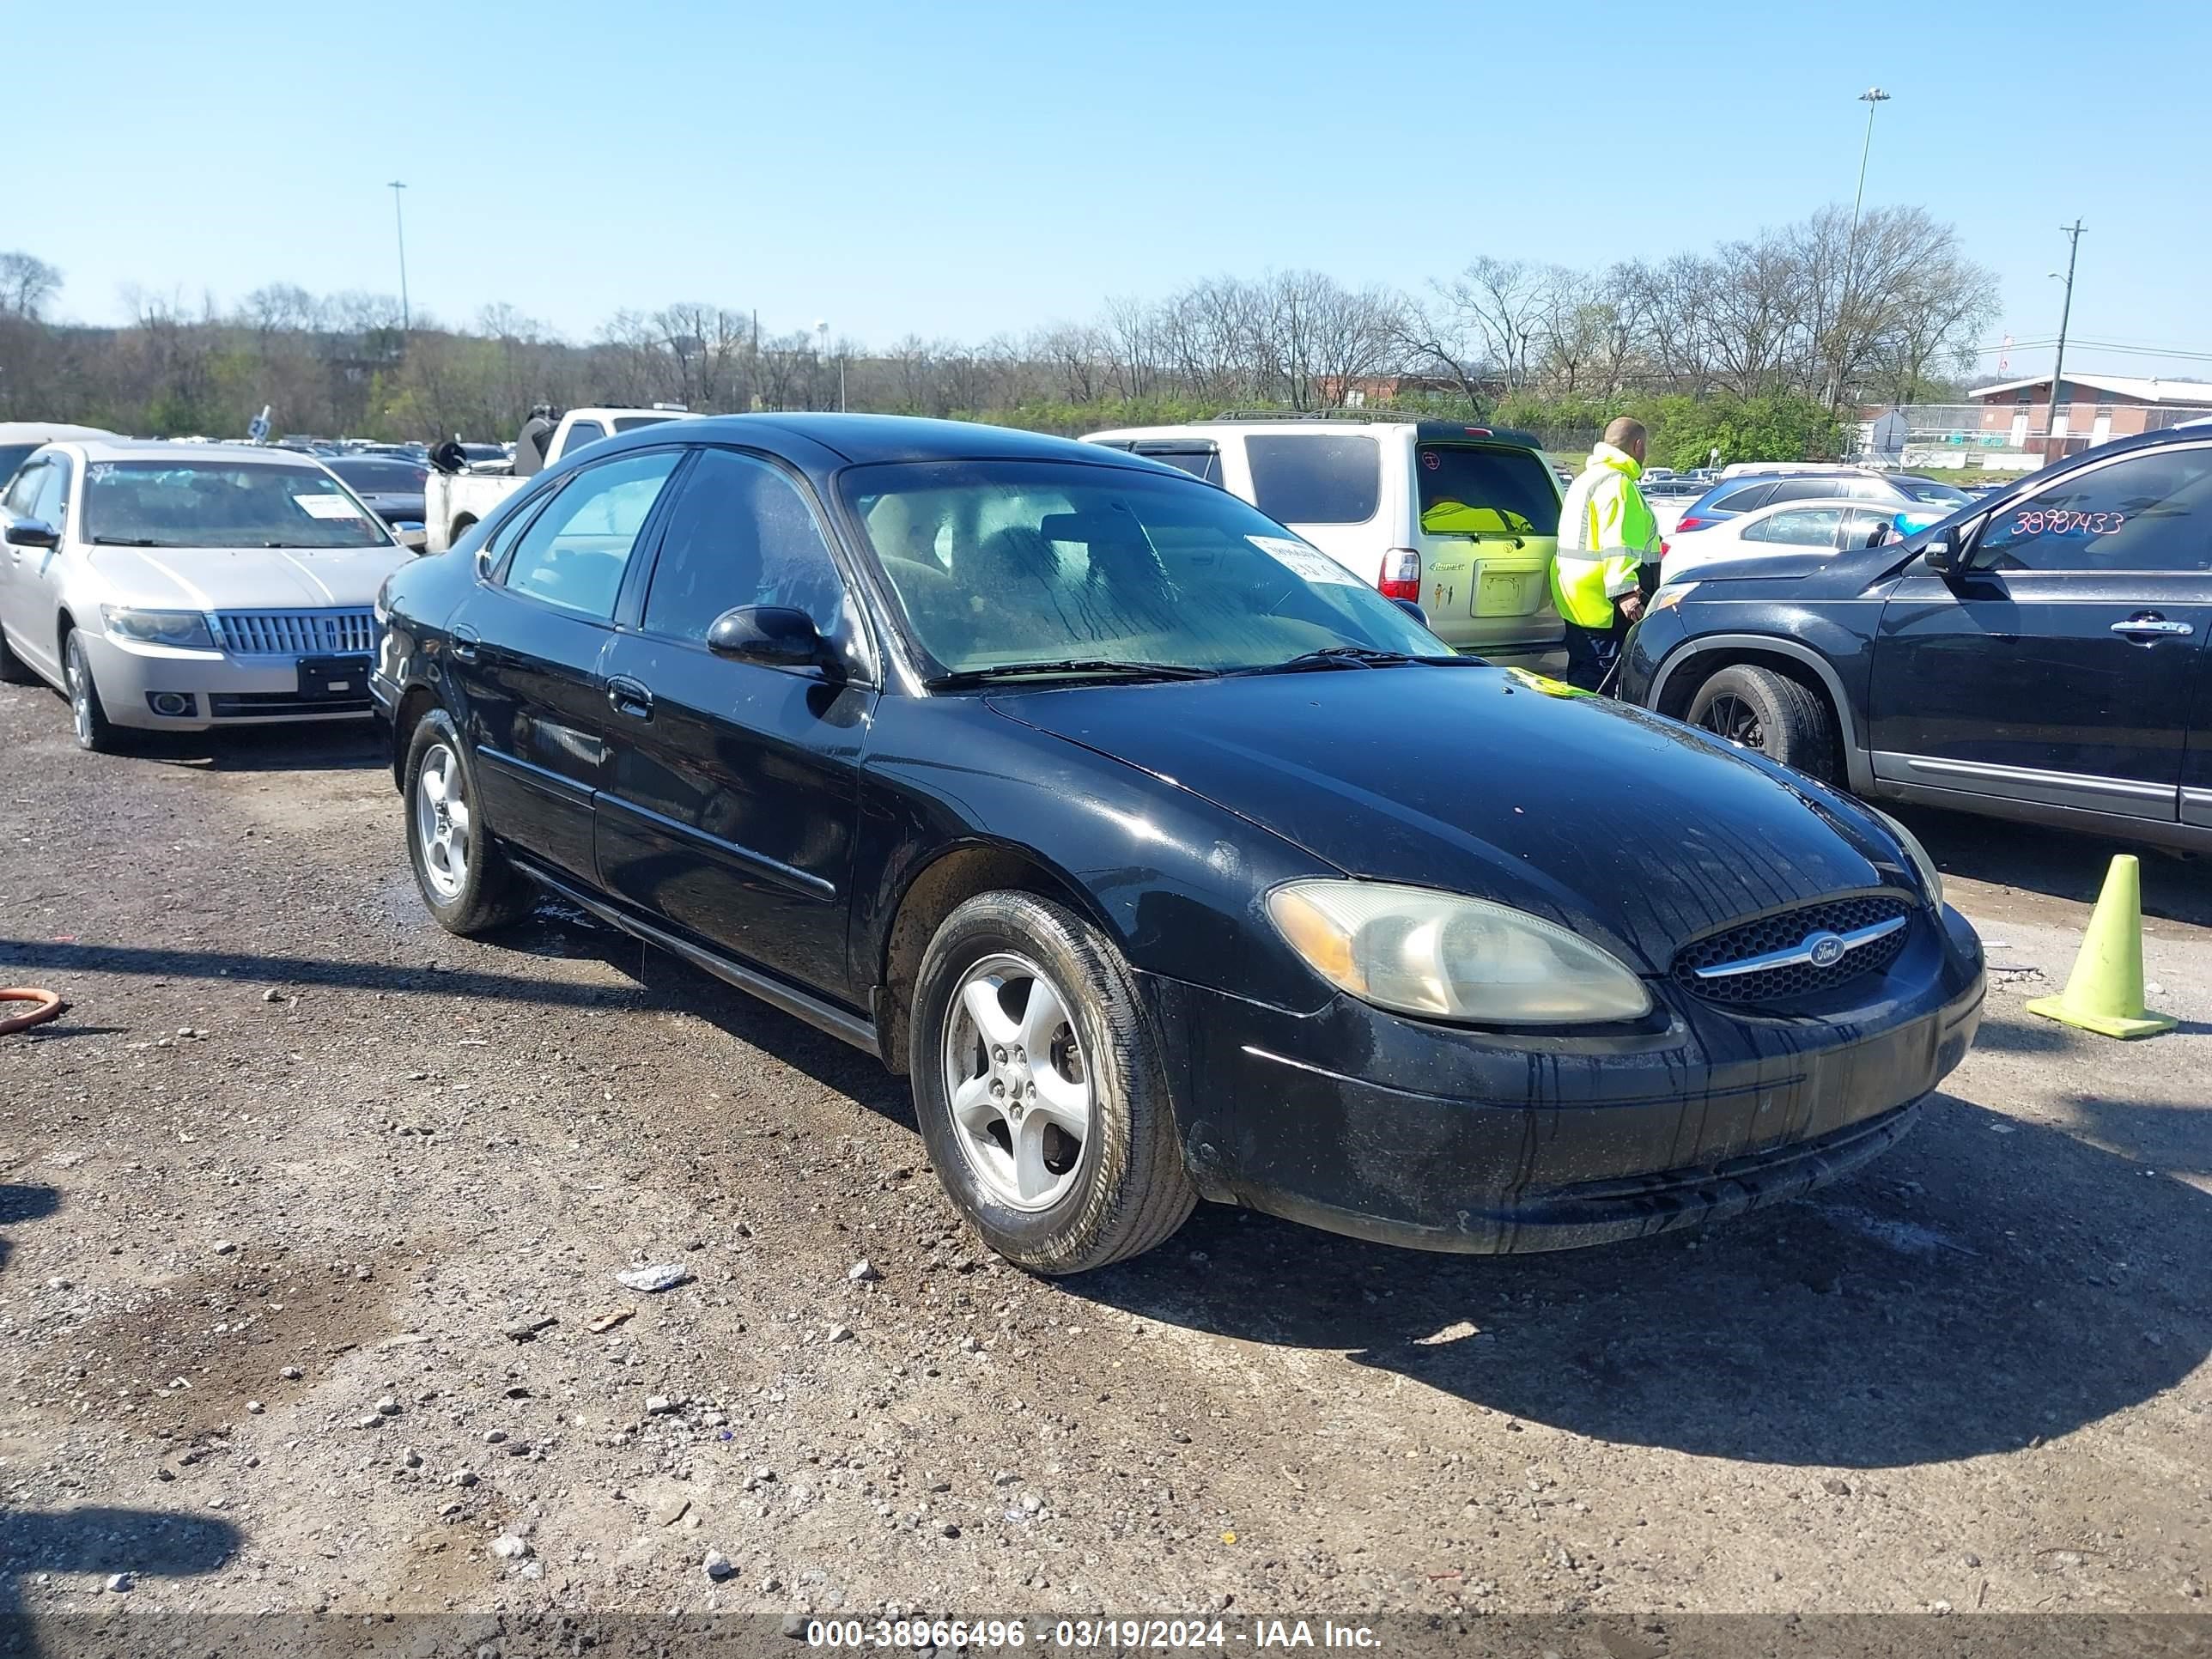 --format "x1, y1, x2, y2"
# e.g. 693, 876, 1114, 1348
1267, 879, 1653, 1025
101, 606, 216, 650
1870, 809, 1944, 908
